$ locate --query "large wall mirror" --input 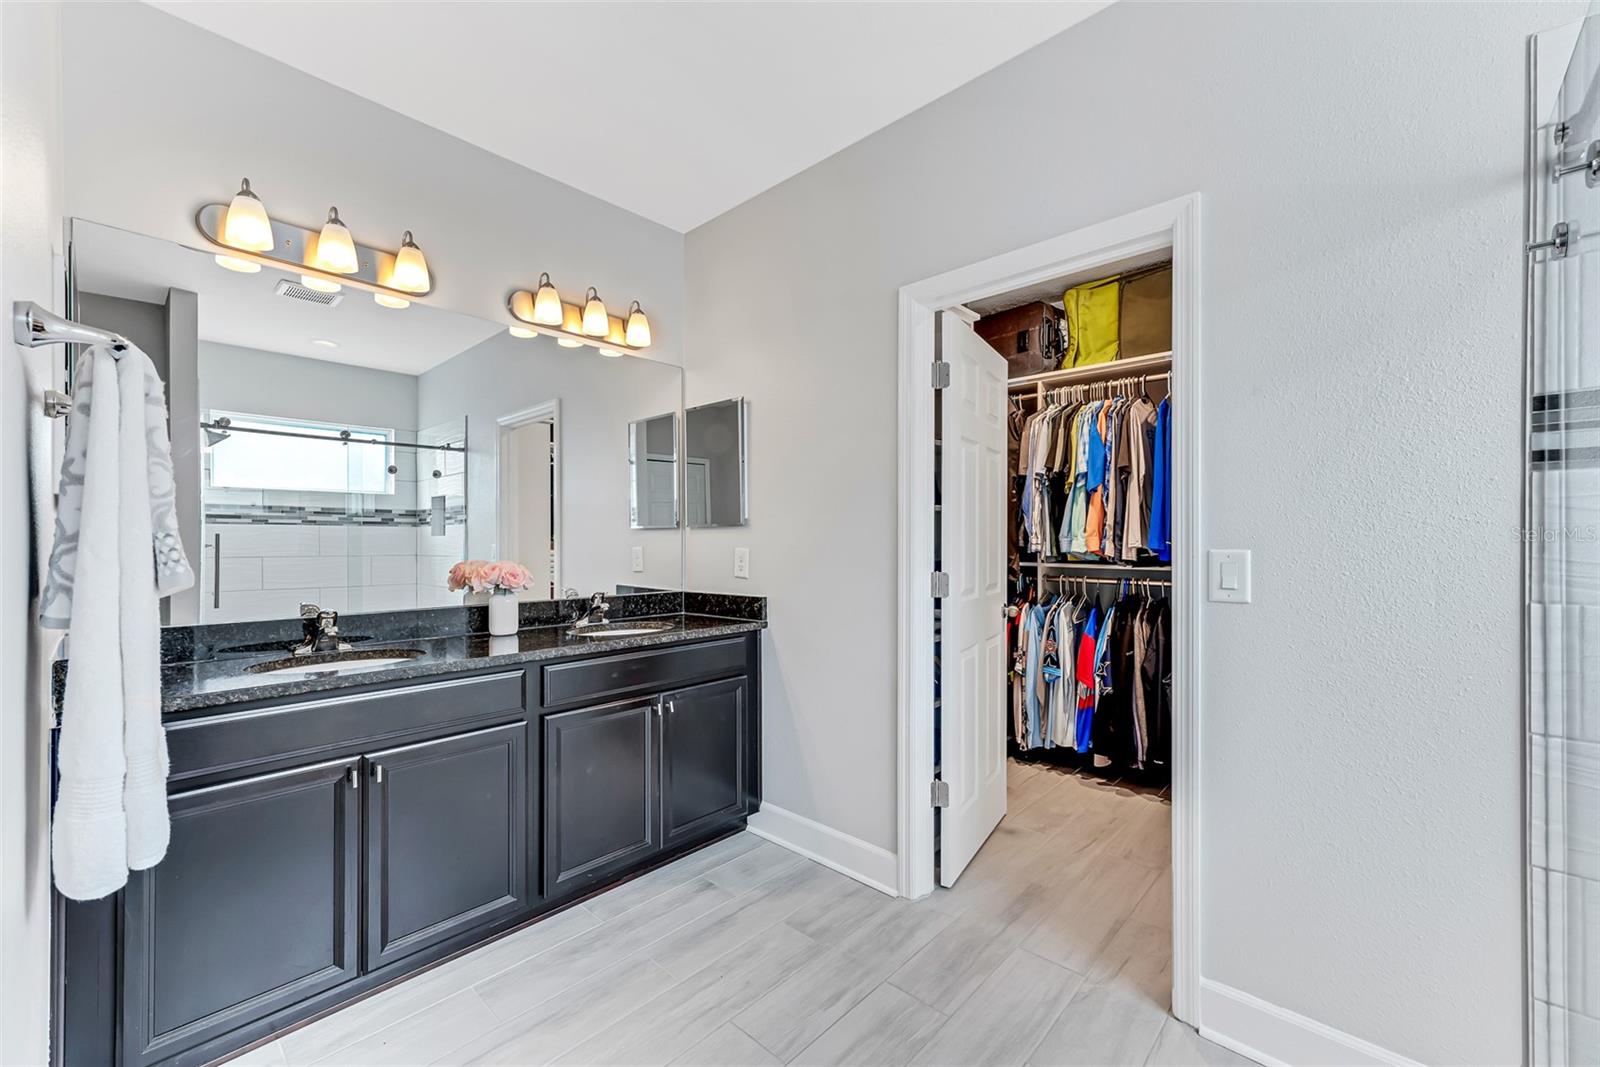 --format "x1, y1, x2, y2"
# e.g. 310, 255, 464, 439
684, 397, 747, 528
68, 218, 684, 626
